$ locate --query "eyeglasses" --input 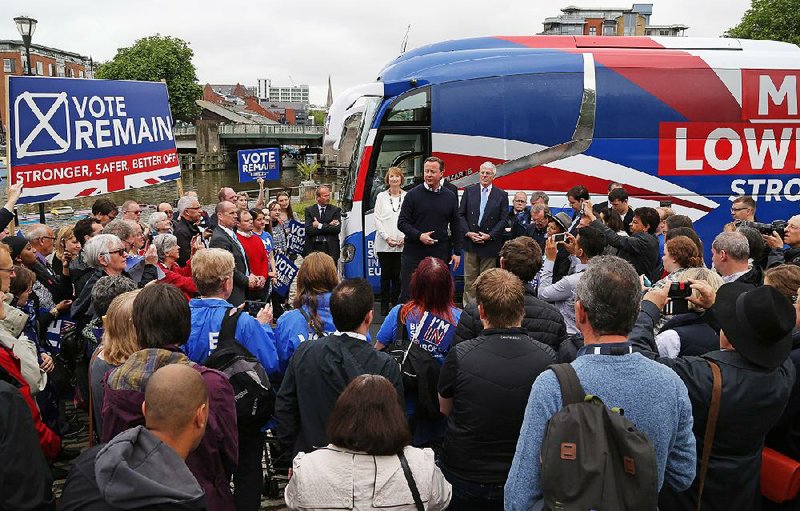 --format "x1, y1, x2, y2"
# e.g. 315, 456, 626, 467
185, 206, 201, 211
37, 236, 57, 242
103, 248, 127, 257
731, 207, 751, 212
0, 266, 15, 273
